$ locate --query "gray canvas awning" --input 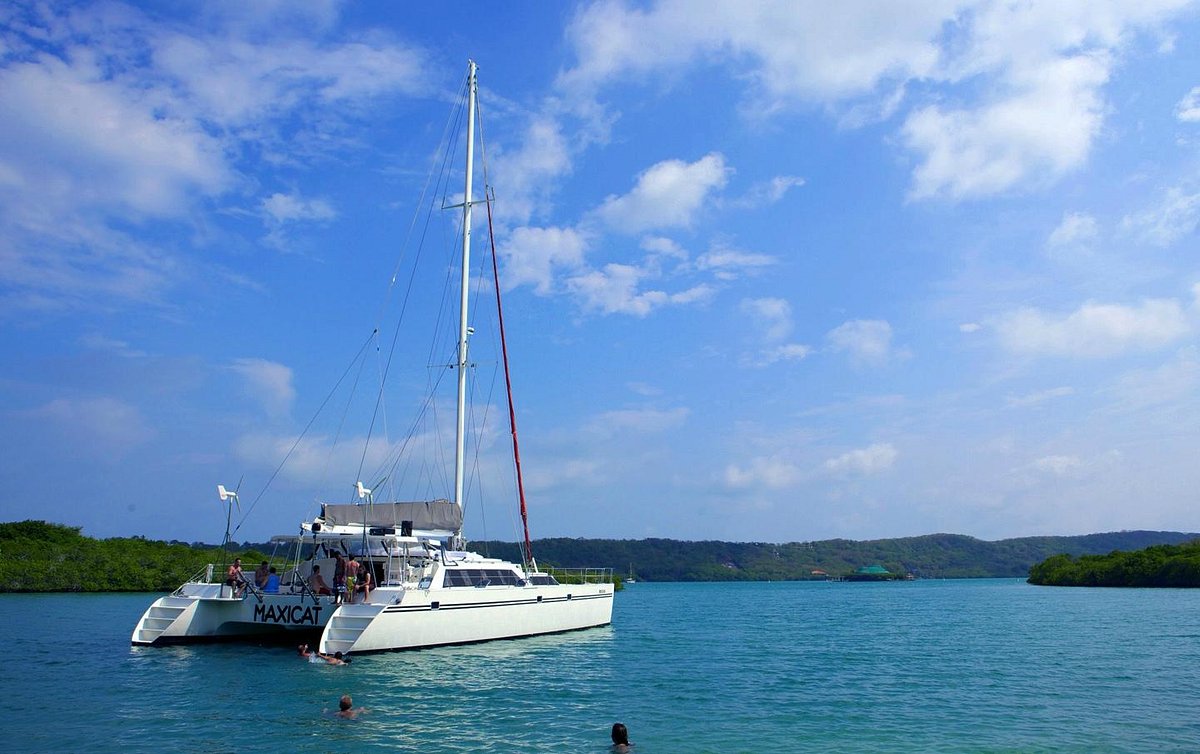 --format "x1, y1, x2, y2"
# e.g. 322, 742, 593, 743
320, 500, 463, 532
